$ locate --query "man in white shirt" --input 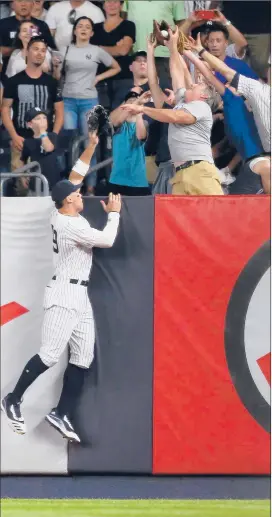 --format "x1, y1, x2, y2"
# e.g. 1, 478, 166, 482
192, 35, 270, 193
193, 35, 270, 154
46, 0, 104, 49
